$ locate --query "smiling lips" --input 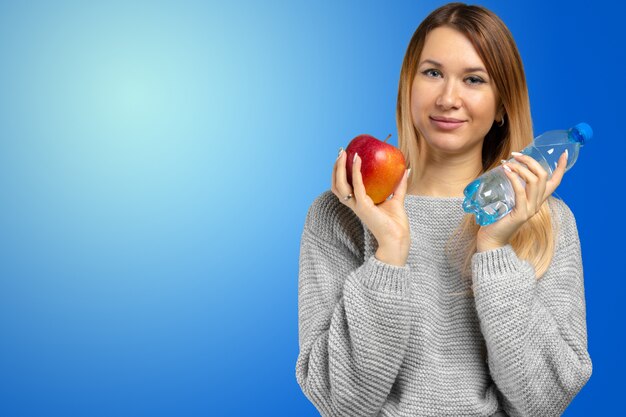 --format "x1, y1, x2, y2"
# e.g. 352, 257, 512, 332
430, 116, 466, 130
